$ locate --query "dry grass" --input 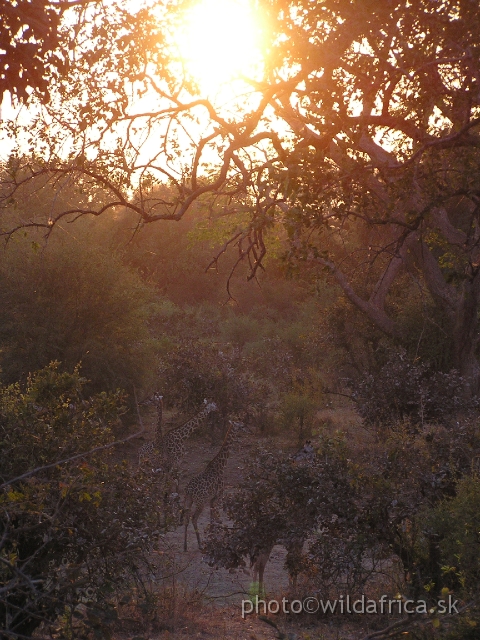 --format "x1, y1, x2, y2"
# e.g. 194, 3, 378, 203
114, 597, 392, 640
